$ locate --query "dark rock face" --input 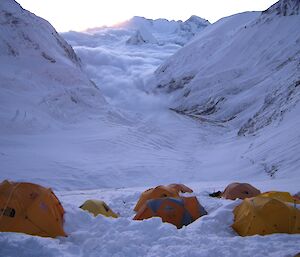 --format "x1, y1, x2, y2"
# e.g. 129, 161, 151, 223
0, 1, 81, 66
157, 75, 195, 93
238, 80, 300, 136
262, 0, 300, 16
